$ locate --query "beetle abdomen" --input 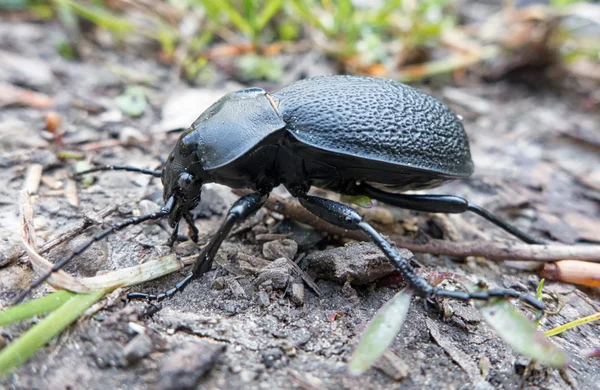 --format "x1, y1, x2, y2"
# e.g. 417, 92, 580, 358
272, 75, 474, 178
